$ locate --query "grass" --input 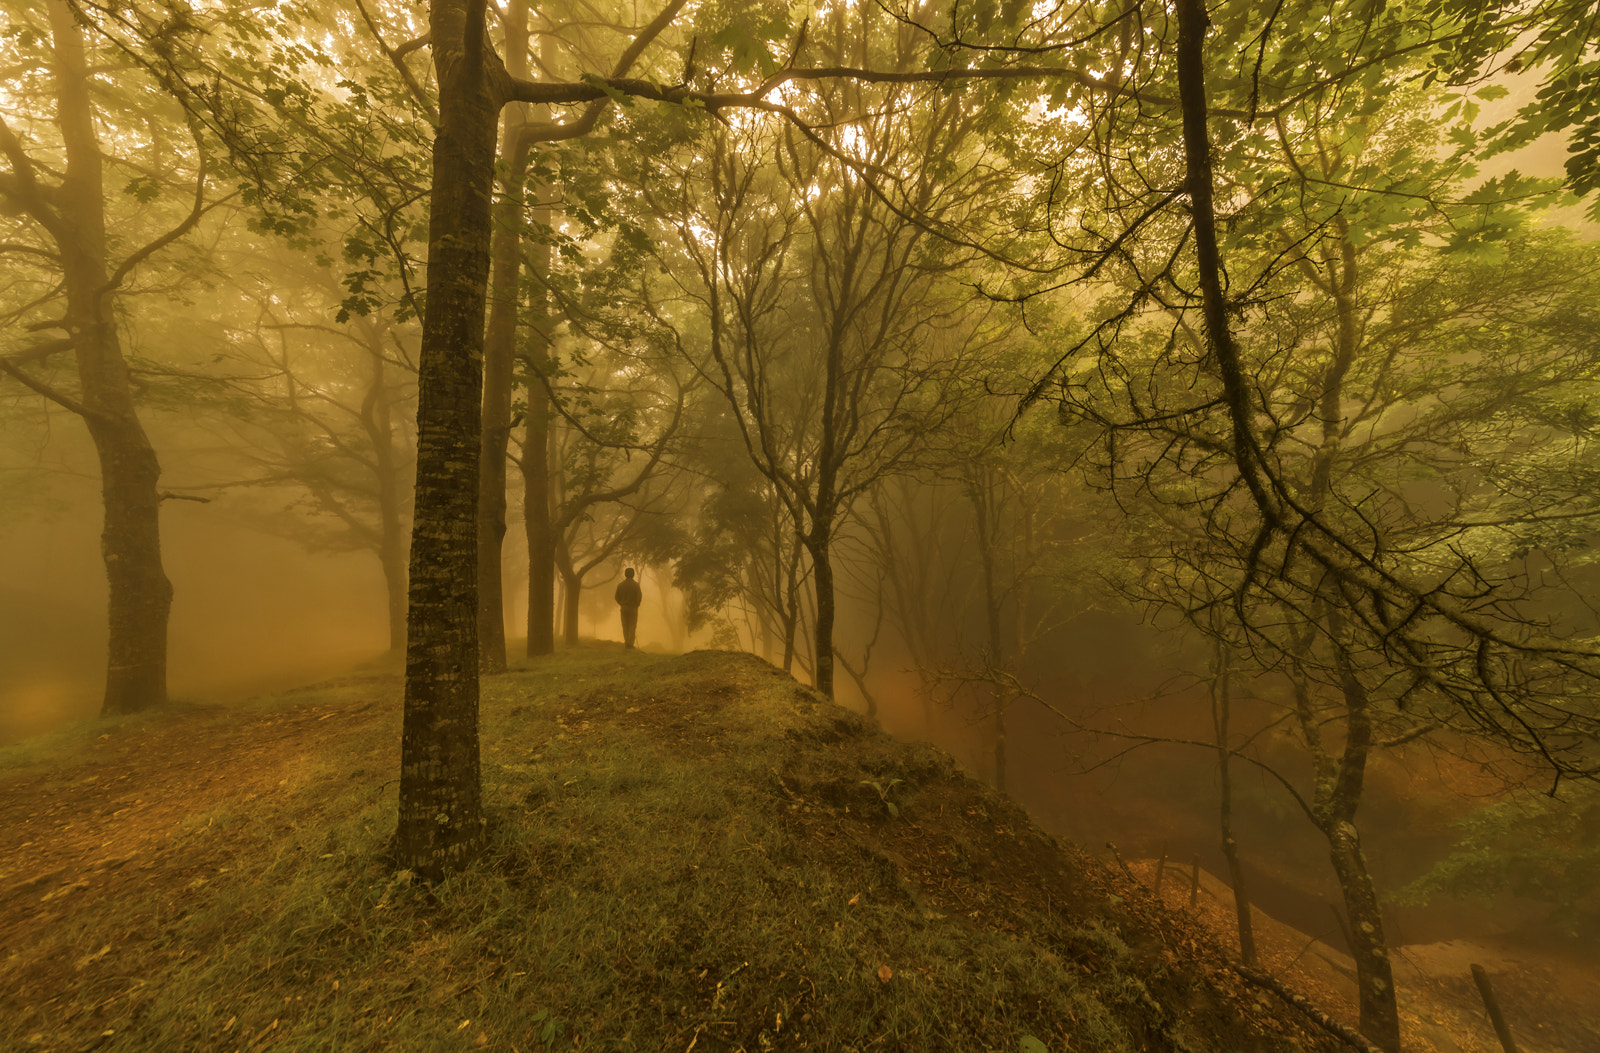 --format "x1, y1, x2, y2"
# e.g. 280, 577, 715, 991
1, 647, 1336, 1053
